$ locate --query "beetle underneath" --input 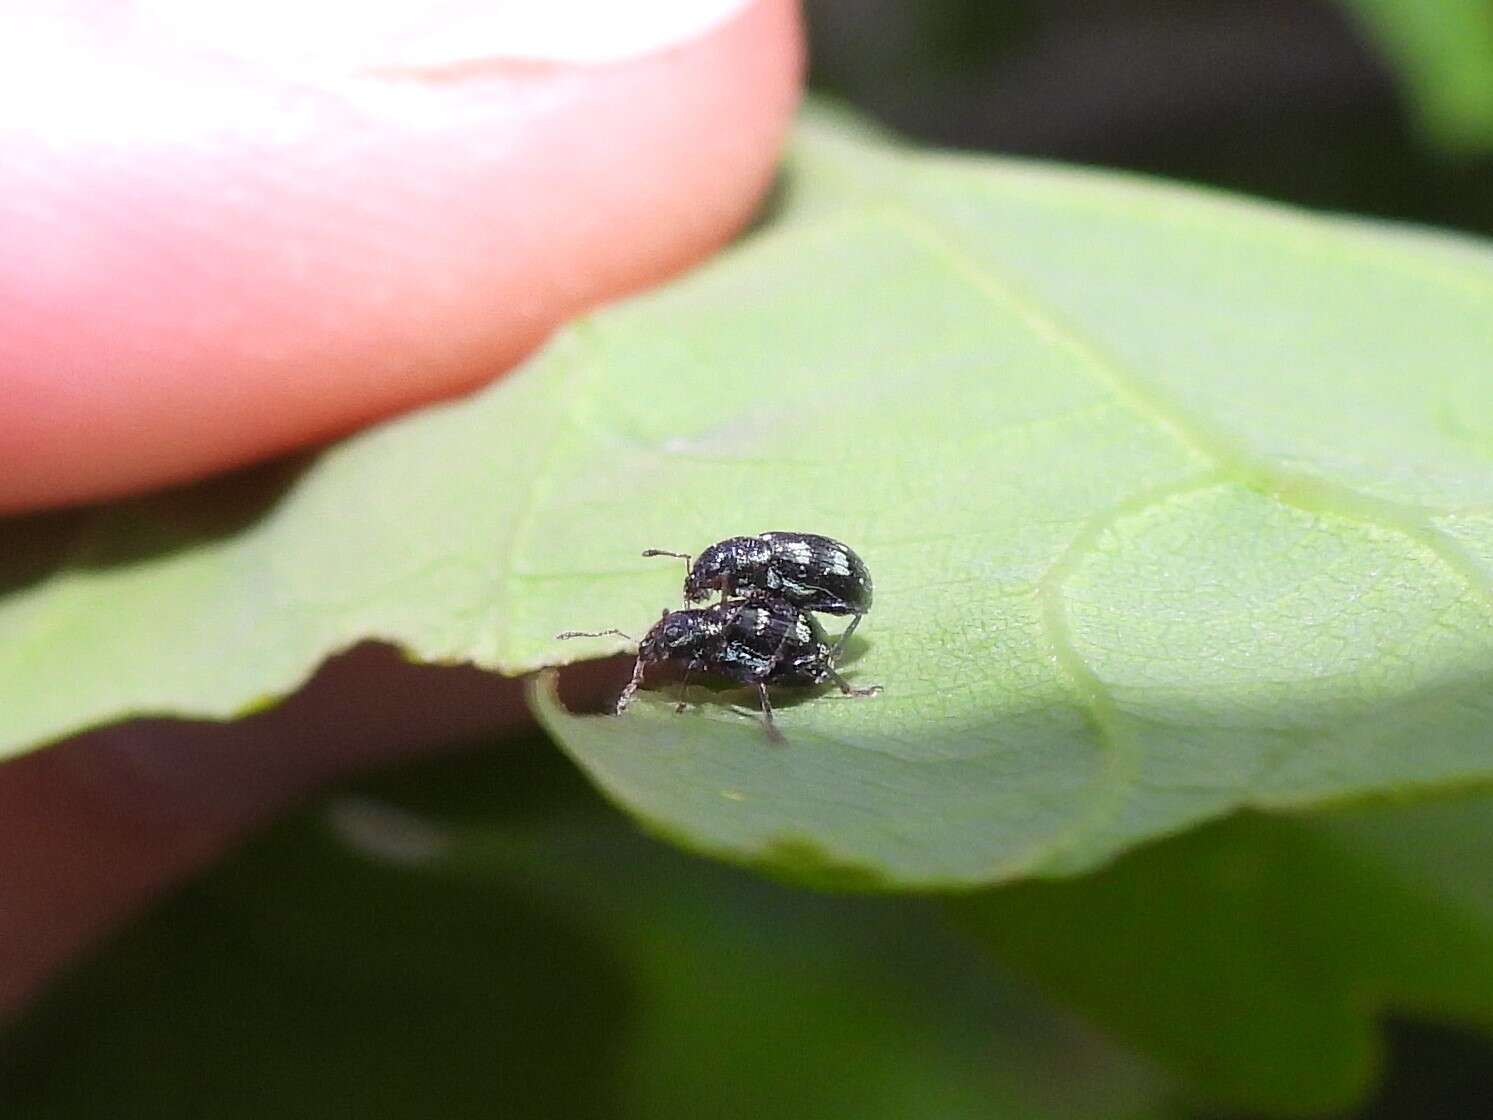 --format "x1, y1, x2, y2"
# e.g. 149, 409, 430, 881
557, 597, 879, 741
